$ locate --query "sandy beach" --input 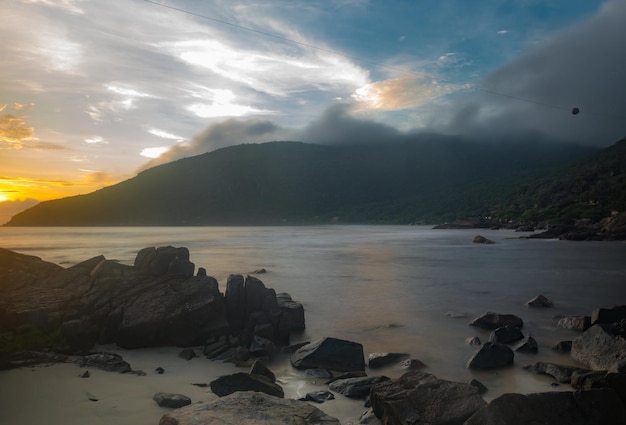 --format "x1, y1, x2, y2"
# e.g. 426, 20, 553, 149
0, 345, 372, 425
